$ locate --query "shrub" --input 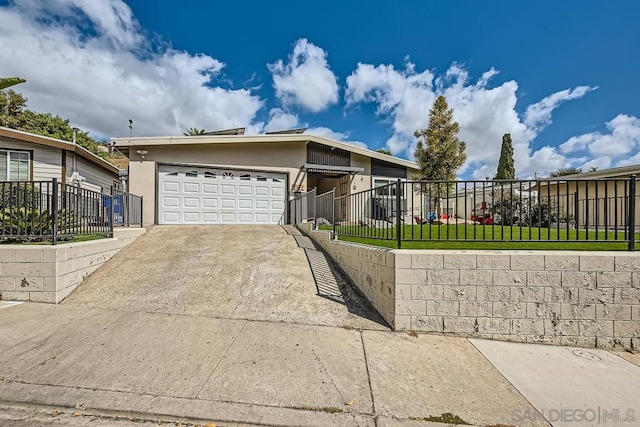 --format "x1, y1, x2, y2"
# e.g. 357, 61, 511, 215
0, 207, 77, 242
0, 183, 42, 210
